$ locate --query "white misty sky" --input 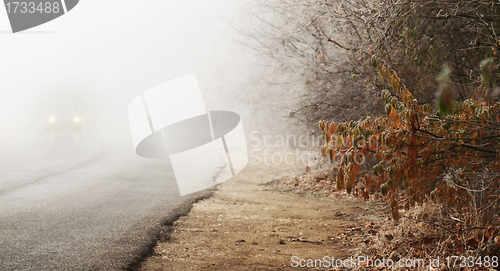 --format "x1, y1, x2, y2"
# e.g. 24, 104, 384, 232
0, 0, 253, 133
